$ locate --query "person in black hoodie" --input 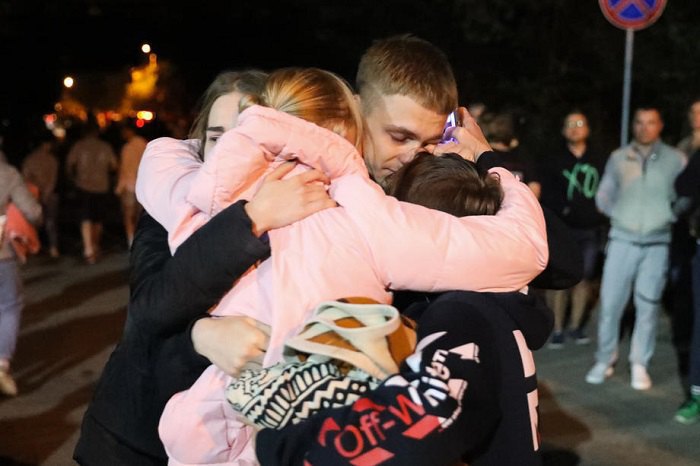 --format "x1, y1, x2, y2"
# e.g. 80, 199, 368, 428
235, 153, 553, 466
673, 148, 700, 424
254, 290, 551, 466
538, 111, 608, 348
